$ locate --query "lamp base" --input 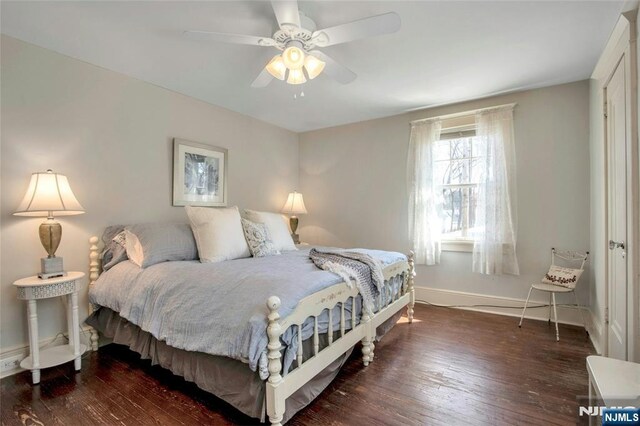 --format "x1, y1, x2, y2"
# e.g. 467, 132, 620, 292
289, 216, 300, 244
39, 256, 65, 279
39, 218, 62, 257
